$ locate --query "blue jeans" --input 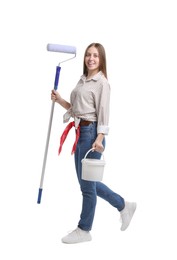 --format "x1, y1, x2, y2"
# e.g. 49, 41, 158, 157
74, 122, 125, 231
